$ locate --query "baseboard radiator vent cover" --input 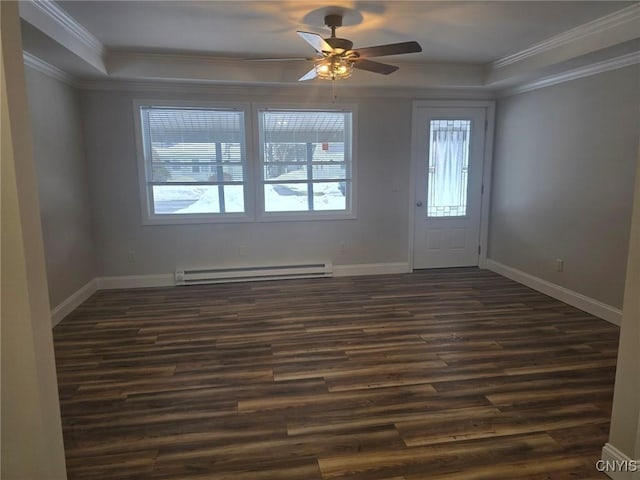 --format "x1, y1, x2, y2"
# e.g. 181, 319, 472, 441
175, 262, 333, 285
